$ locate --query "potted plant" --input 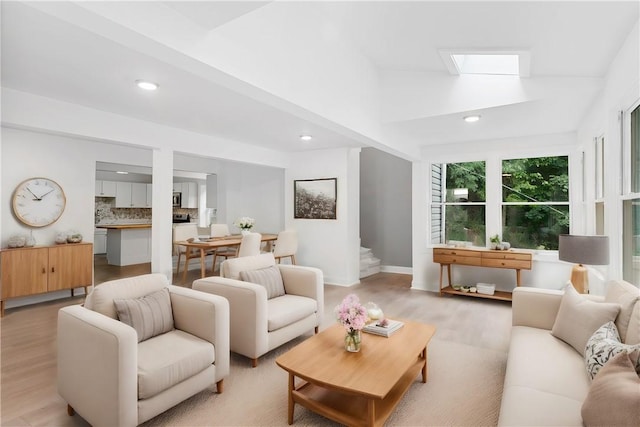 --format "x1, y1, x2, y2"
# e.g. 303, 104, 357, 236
489, 234, 501, 250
